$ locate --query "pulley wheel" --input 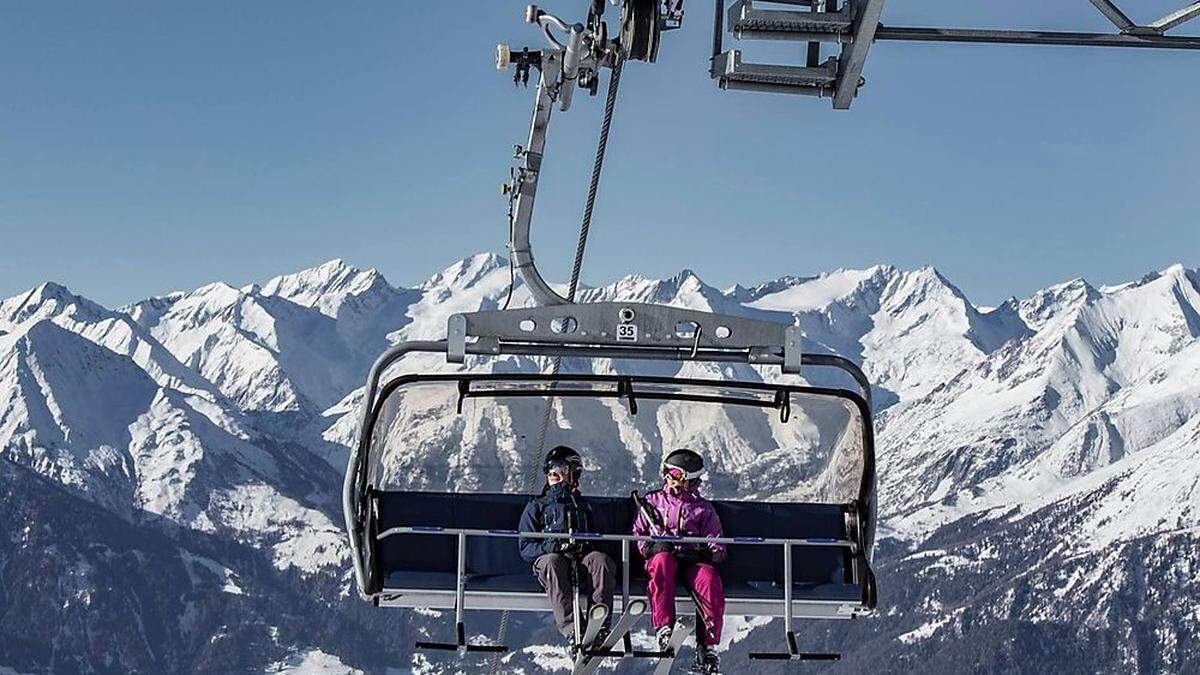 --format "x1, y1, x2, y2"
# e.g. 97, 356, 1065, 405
620, 0, 661, 62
